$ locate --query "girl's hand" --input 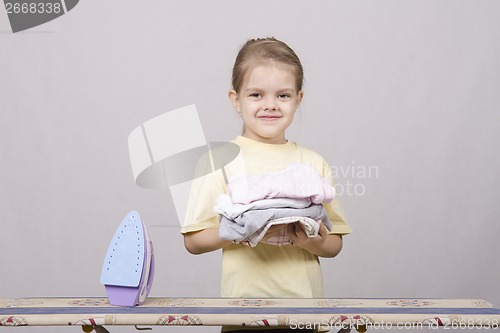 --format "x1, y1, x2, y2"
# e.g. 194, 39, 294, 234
287, 220, 343, 258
